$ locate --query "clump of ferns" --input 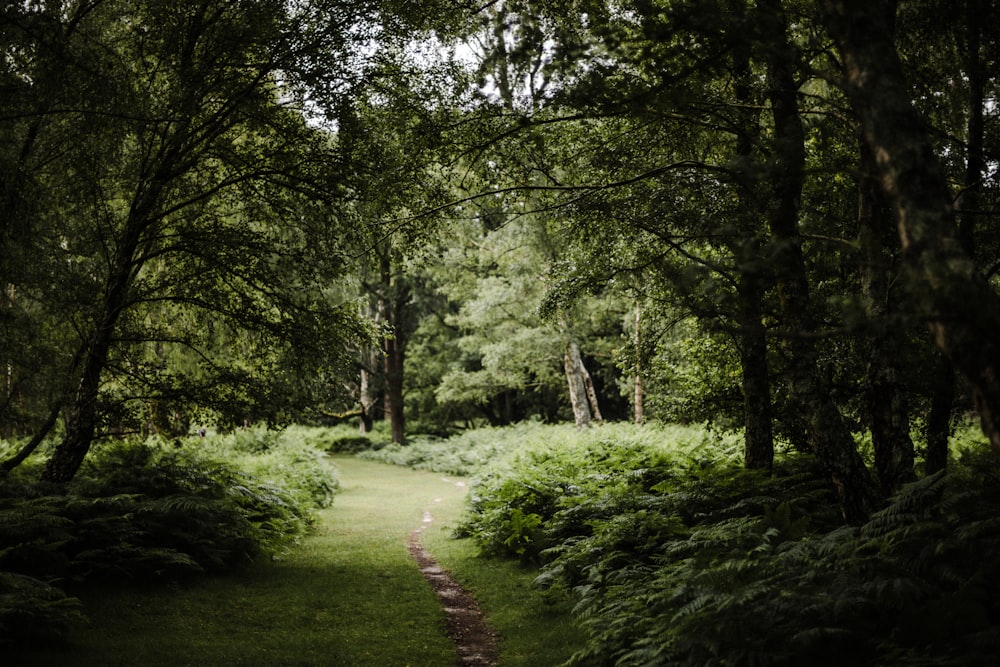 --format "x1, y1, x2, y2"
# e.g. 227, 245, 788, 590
0, 435, 329, 646
548, 453, 1000, 667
